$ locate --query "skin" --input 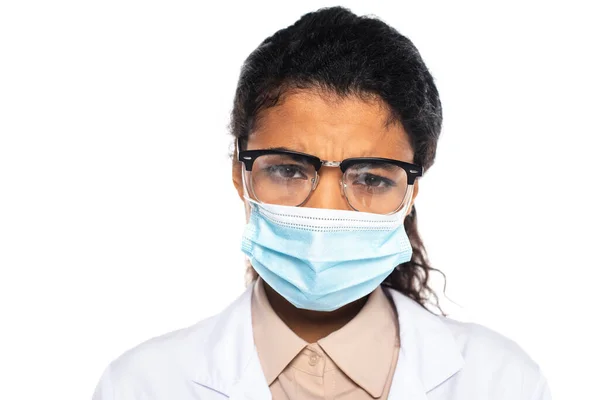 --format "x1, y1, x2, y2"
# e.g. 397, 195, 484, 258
232, 89, 419, 343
